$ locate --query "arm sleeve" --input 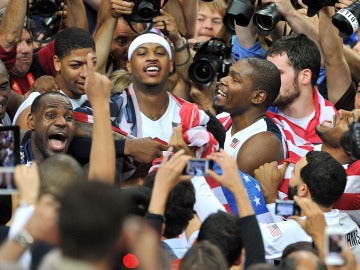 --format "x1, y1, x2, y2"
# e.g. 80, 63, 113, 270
239, 215, 266, 268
